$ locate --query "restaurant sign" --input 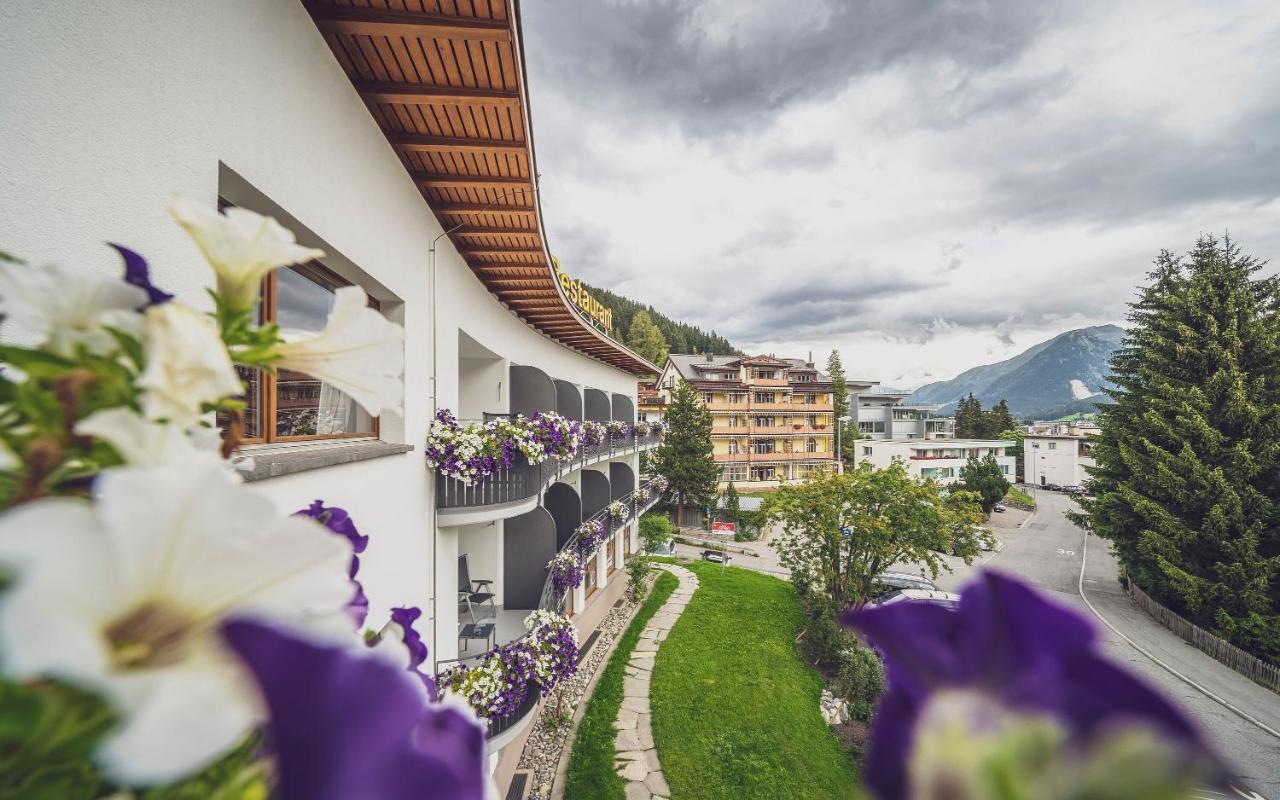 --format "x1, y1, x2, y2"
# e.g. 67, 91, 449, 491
552, 257, 613, 333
